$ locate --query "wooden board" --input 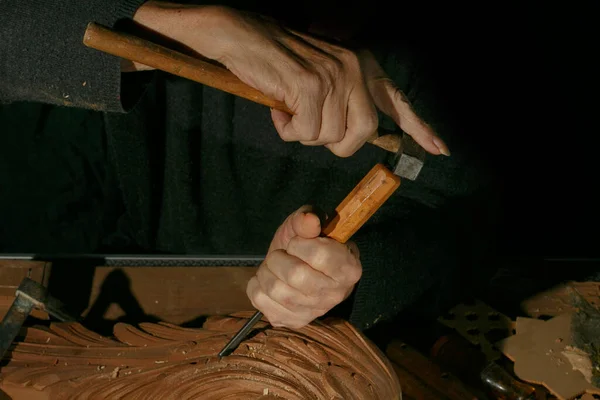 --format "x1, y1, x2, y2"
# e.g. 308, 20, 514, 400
498, 313, 600, 399
0, 260, 49, 296
82, 266, 257, 324
0, 296, 48, 320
